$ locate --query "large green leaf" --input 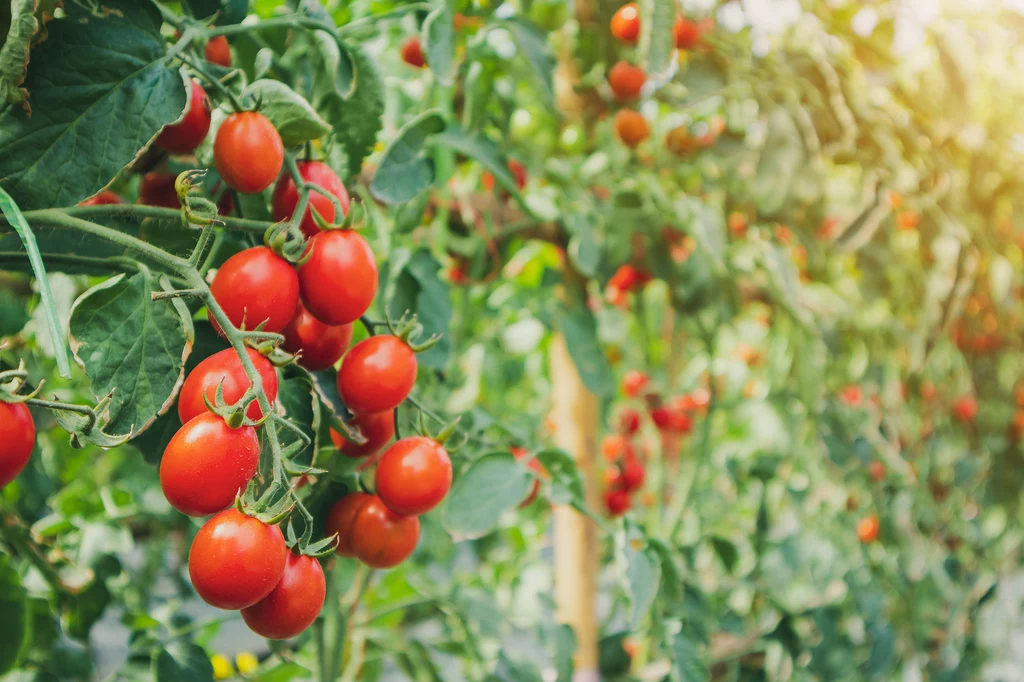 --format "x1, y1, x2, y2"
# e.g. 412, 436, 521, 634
0, 0, 36, 112
370, 110, 447, 205
535, 448, 585, 506
244, 79, 331, 147
422, 4, 456, 85
502, 18, 554, 109
385, 249, 452, 369
442, 451, 532, 539
0, 555, 30, 675
68, 271, 194, 437
277, 369, 321, 464
319, 43, 382, 179
0, 0, 187, 209
153, 641, 214, 682
557, 303, 614, 396
672, 628, 708, 682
